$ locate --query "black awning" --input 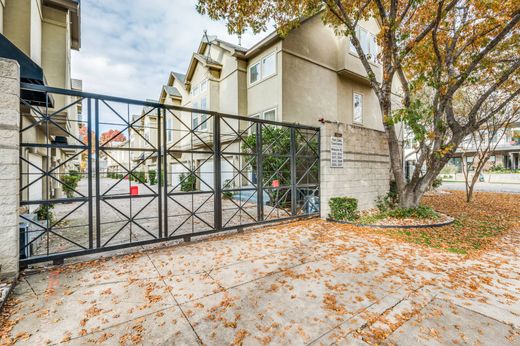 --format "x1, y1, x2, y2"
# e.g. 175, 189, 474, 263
0, 33, 51, 106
